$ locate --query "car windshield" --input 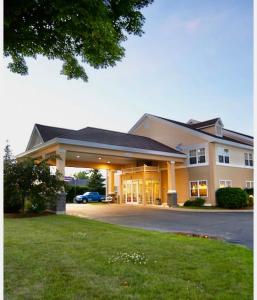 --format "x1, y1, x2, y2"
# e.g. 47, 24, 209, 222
83, 192, 90, 196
